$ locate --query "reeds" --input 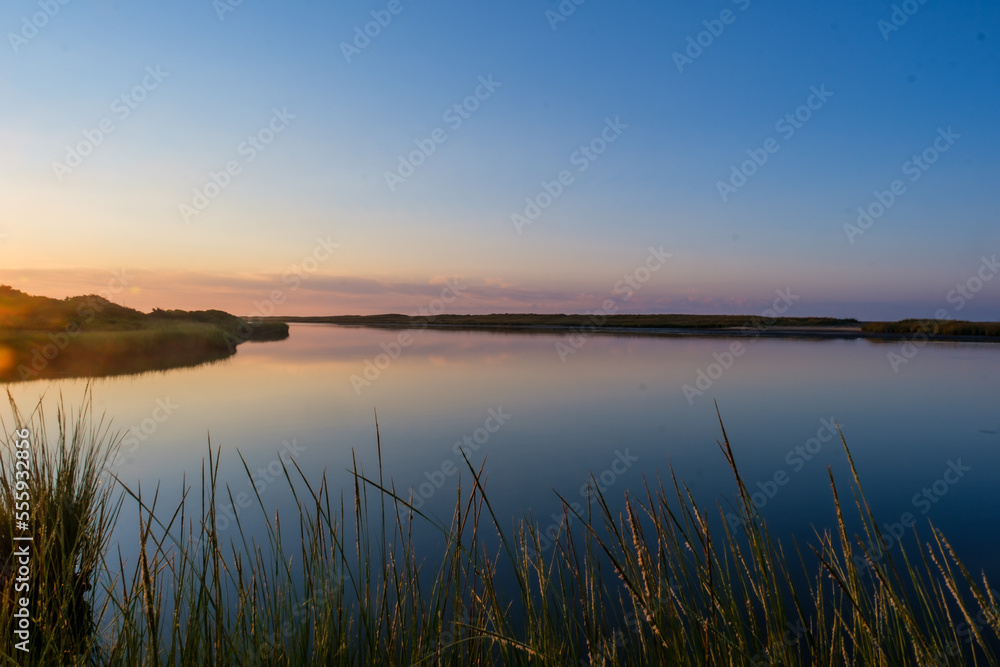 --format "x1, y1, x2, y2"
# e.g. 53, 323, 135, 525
0, 397, 997, 665
0, 389, 122, 663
